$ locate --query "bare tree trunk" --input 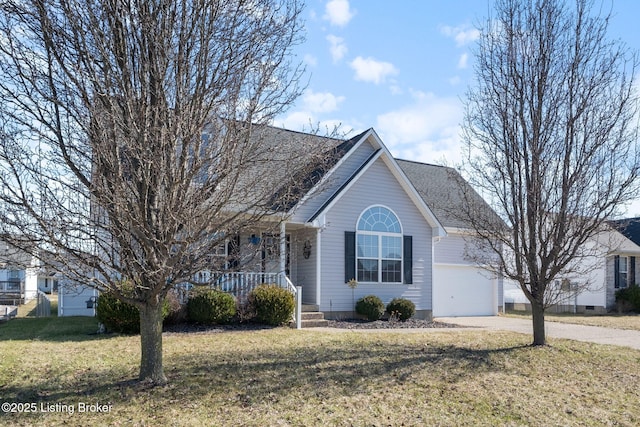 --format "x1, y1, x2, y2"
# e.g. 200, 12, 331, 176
531, 300, 546, 346
139, 301, 166, 385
